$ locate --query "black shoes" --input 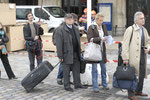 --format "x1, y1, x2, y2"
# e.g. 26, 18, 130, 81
57, 79, 63, 85
93, 90, 100, 93
9, 76, 18, 80
102, 87, 109, 90
74, 85, 88, 89
65, 87, 74, 92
